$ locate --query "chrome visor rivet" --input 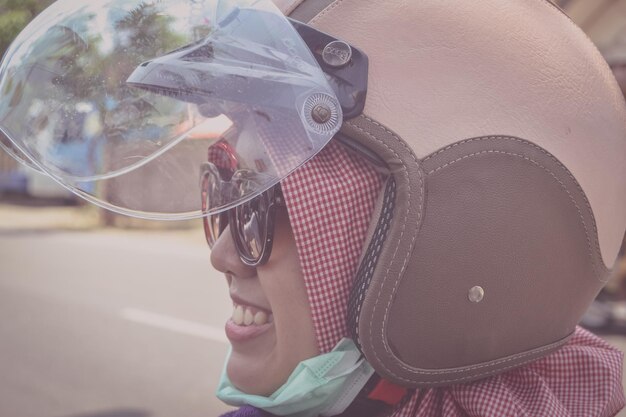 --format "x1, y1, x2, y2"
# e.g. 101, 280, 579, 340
303, 93, 341, 135
311, 104, 332, 124
468, 286, 485, 303
322, 40, 352, 68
